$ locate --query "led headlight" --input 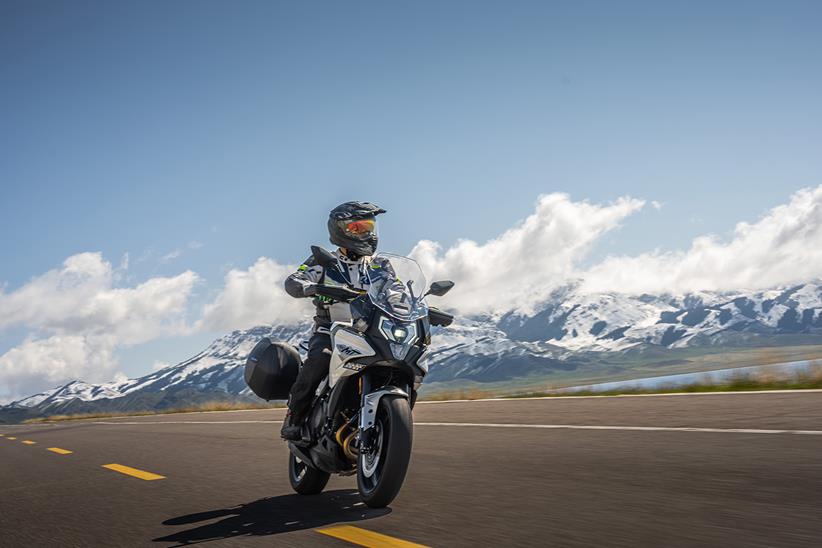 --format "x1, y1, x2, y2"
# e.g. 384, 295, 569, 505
379, 317, 416, 345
